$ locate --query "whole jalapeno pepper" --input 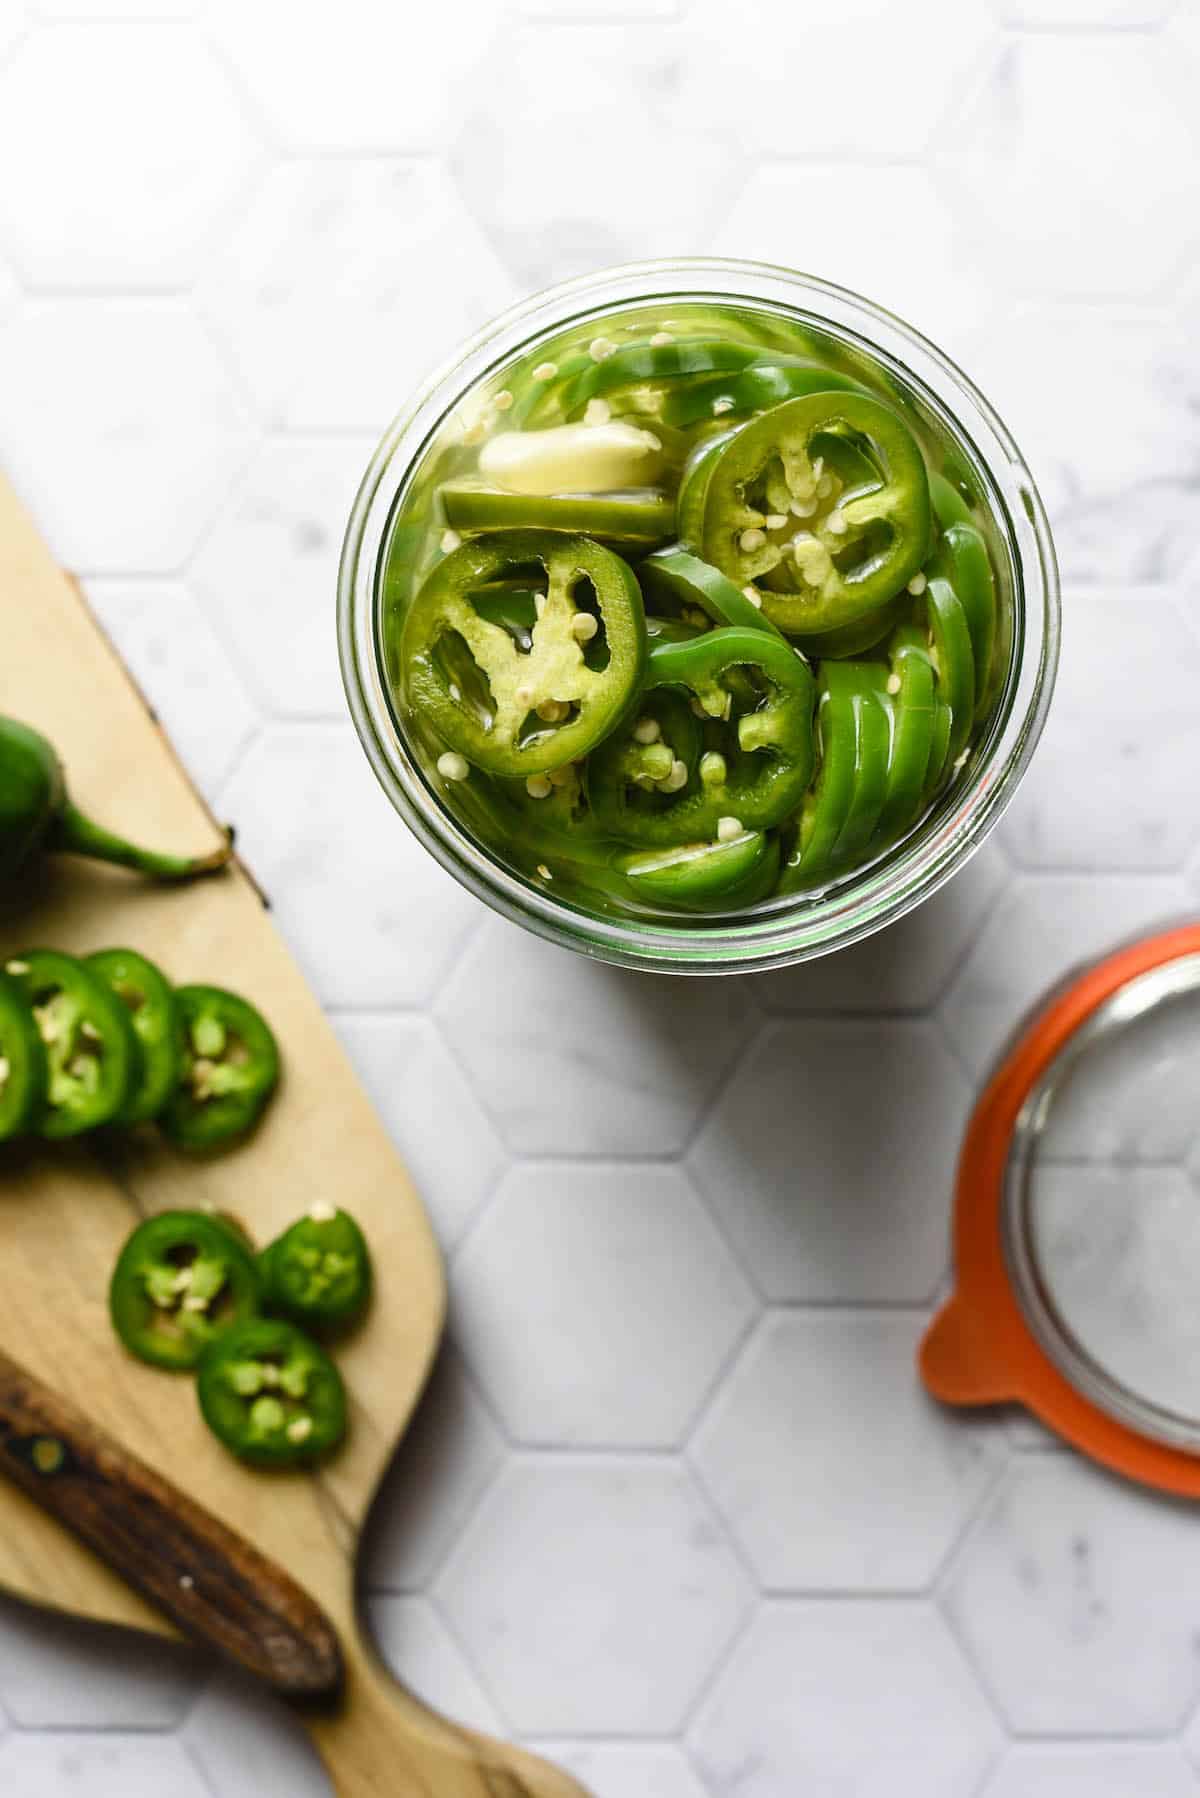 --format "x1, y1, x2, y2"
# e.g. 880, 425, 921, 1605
109, 1210, 262, 1371
402, 531, 648, 780
259, 1205, 373, 1334
687, 391, 931, 635
589, 627, 816, 847
0, 970, 48, 1144
86, 948, 184, 1125
160, 986, 280, 1151
197, 1318, 347, 1467
4, 948, 140, 1138
0, 715, 230, 888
